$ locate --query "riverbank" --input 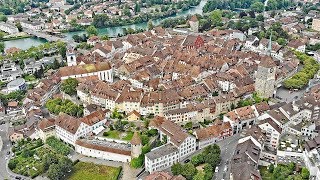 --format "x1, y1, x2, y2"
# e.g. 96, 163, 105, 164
3, 35, 30, 41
